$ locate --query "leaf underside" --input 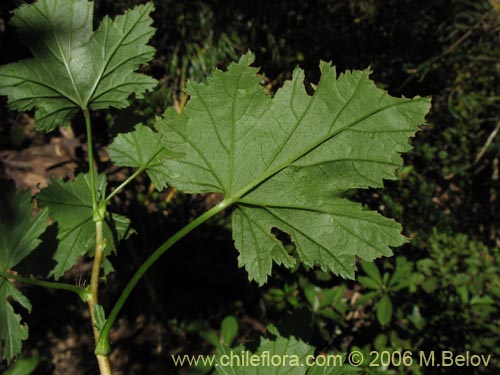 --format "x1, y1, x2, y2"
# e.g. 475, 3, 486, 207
0, 180, 47, 362
0, 0, 157, 131
36, 173, 133, 279
157, 52, 431, 285
107, 124, 178, 191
